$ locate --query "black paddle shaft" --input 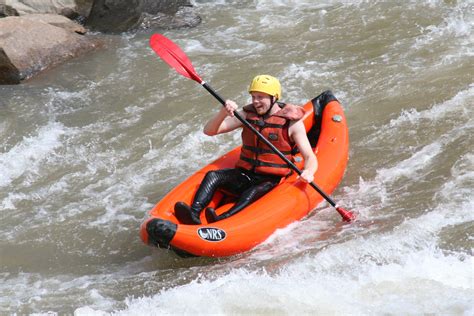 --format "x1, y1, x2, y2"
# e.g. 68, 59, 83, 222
201, 82, 338, 208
